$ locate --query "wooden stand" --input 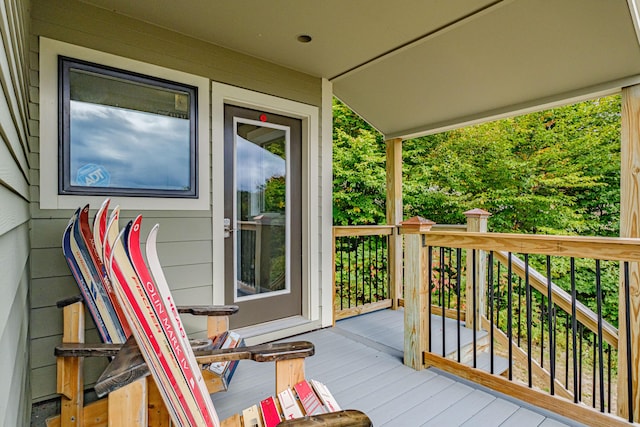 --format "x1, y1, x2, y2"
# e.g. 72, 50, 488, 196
47, 296, 238, 427
49, 297, 371, 426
